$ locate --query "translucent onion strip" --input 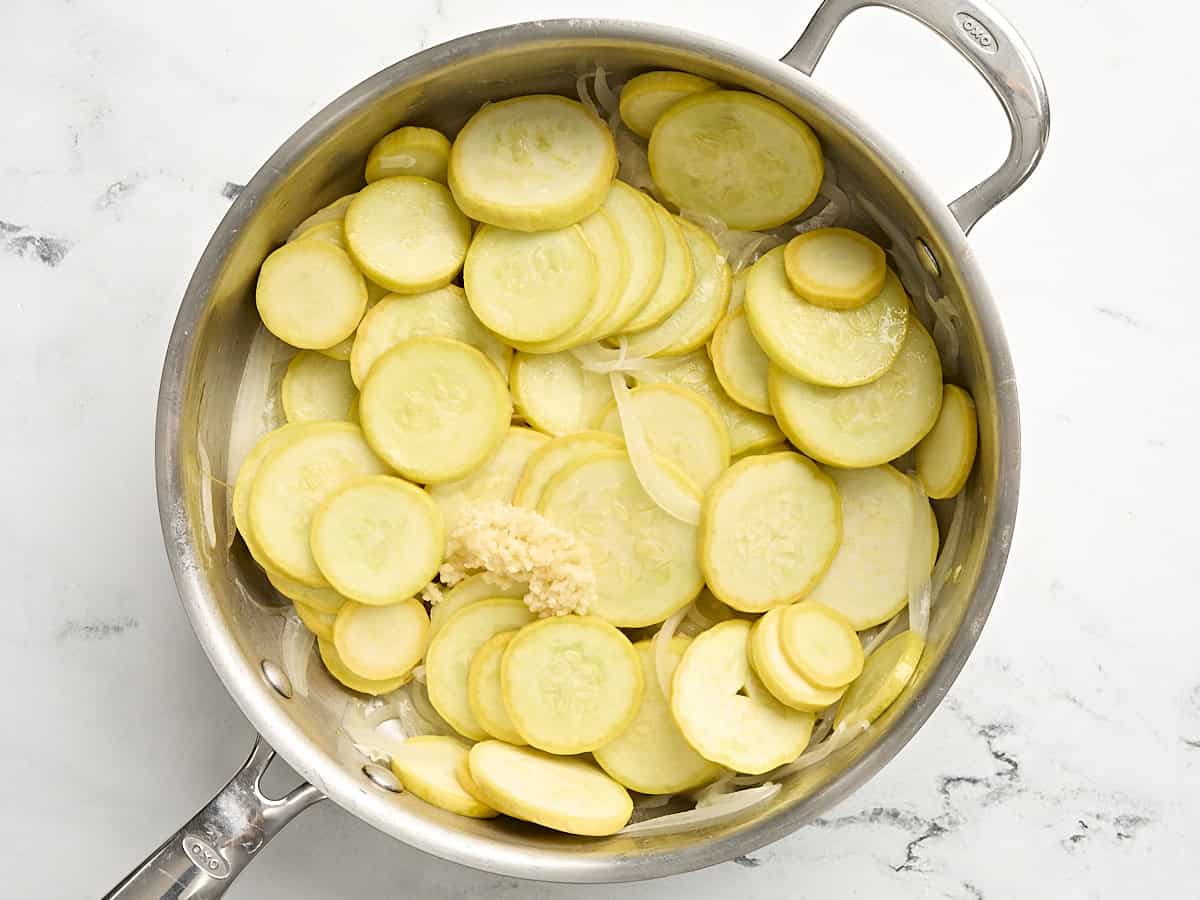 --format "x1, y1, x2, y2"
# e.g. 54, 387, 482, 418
280, 612, 315, 699
757, 720, 870, 782
609, 372, 701, 525
620, 783, 780, 836
861, 610, 909, 658
652, 603, 691, 697
905, 477, 935, 641
226, 324, 289, 546
197, 437, 218, 550
570, 341, 677, 375
931, 496, 968, 595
